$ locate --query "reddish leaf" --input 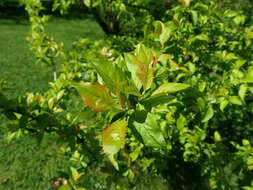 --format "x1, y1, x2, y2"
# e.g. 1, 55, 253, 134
73, 82, 119, 112
138, 60, 154, 91
102, 118, 127, 155
102, 118, 127, 170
